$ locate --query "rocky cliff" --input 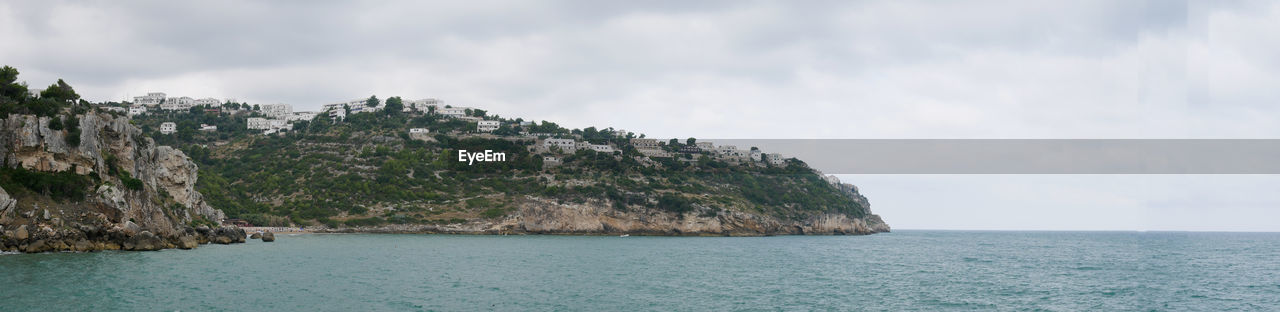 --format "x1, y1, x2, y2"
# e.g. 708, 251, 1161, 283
327, 193, 889, 236
0, 113, 244, 252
